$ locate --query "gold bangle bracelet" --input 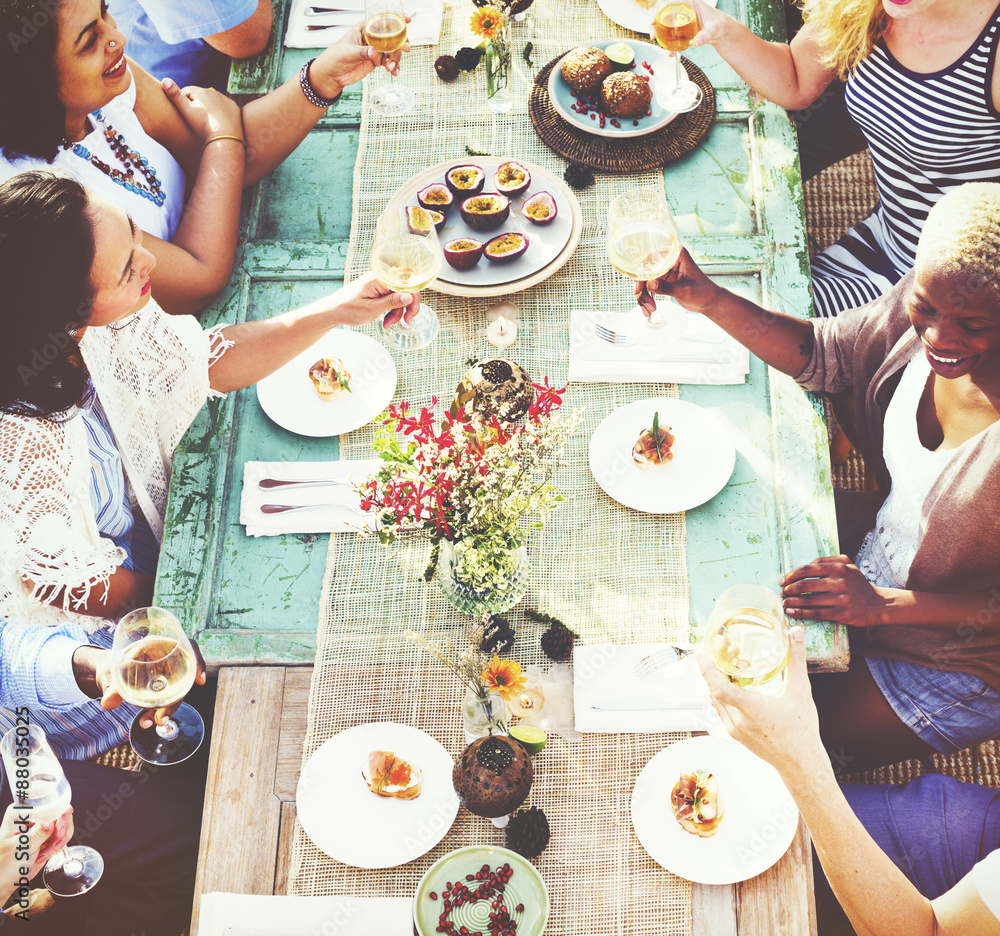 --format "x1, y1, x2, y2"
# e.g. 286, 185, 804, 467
203, 134, 246, 150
